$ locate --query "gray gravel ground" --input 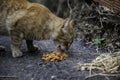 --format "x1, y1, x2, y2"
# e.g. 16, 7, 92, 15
0, 36, 119, 80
